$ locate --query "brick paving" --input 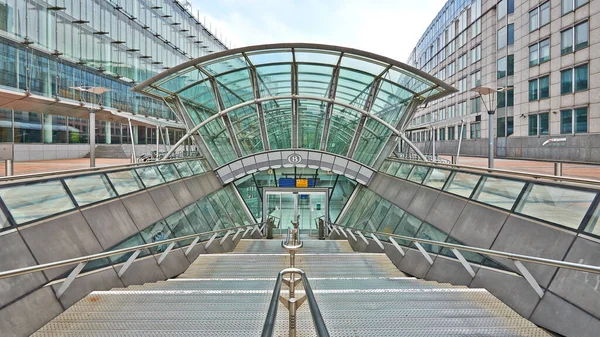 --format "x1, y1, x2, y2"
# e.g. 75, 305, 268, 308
441, 156, 600, 180
0, 158, 130, 176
